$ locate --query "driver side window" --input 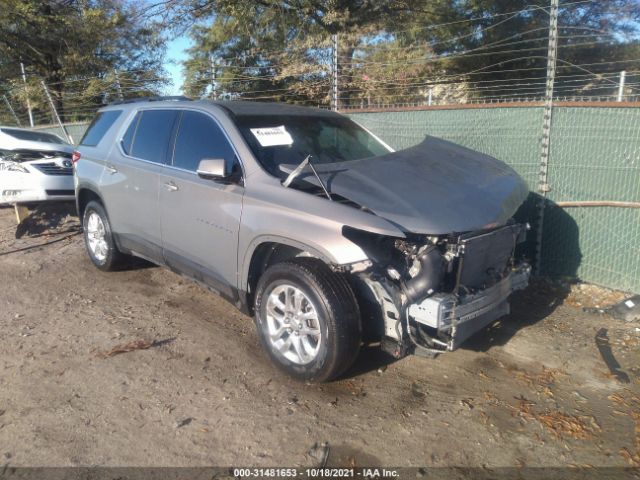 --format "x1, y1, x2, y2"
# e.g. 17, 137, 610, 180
172, 111, 239, 174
